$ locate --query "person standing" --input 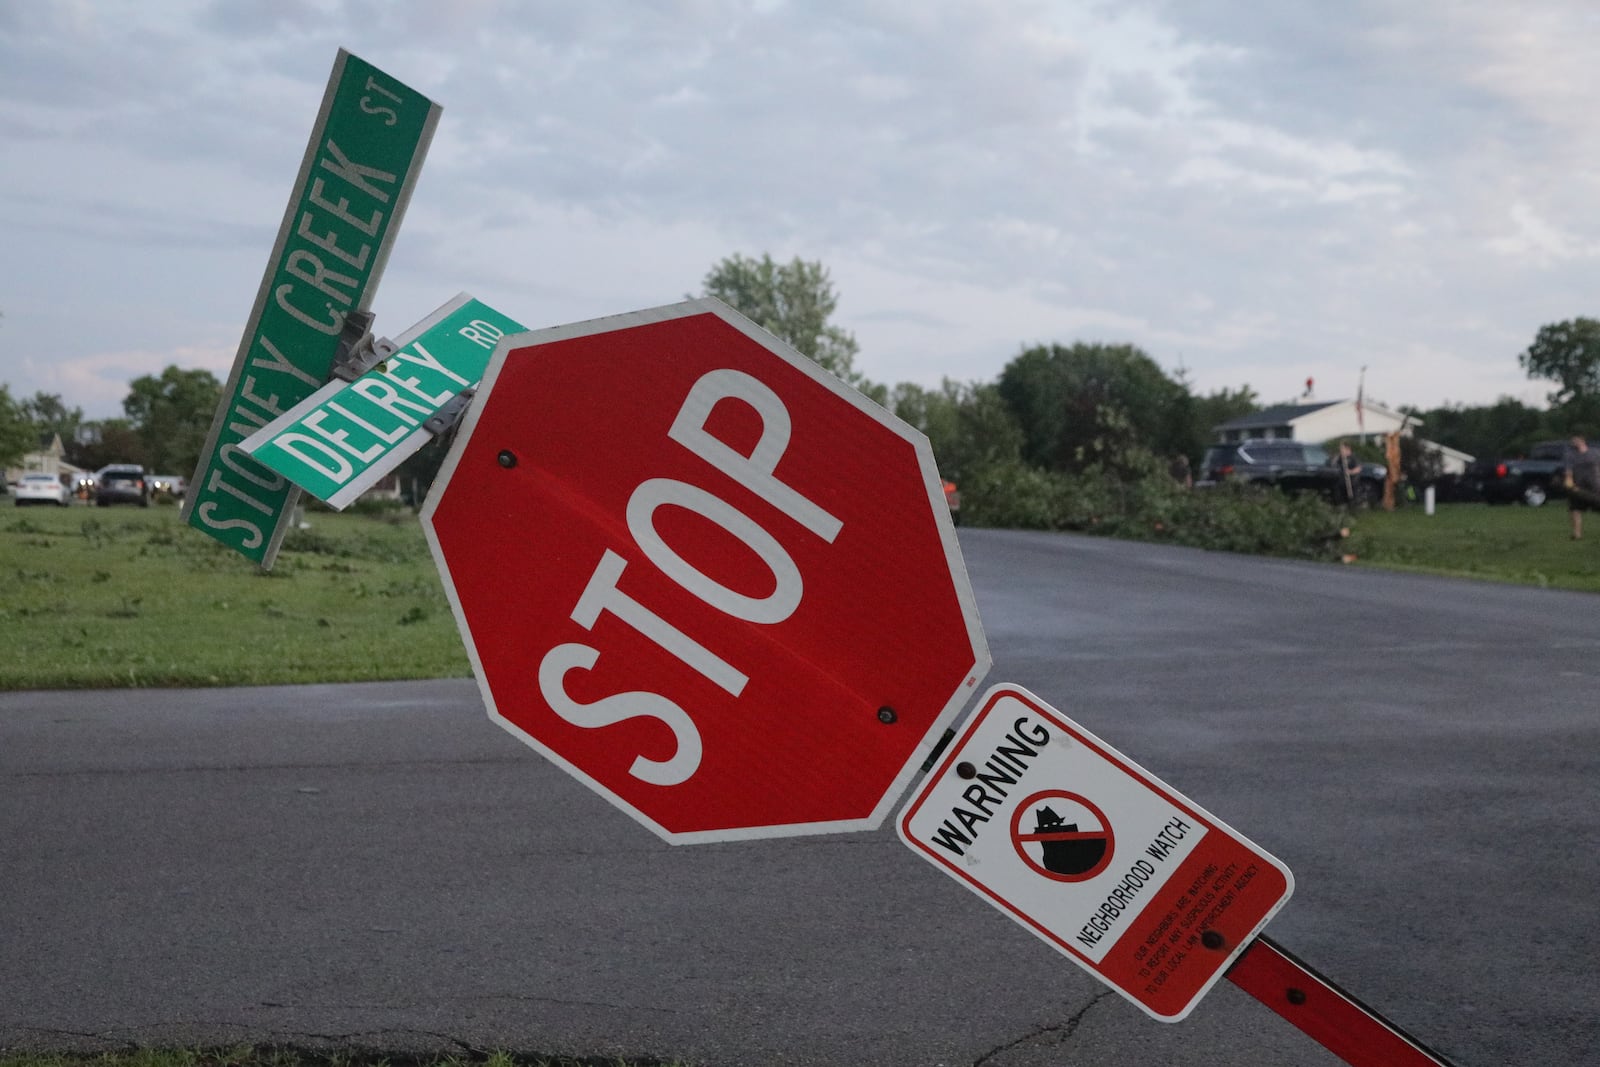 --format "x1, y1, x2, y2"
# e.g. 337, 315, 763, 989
1332, 440, 1362, 504
1564, 433, 1600, 539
